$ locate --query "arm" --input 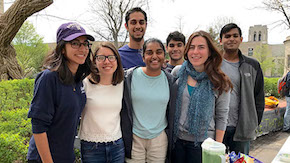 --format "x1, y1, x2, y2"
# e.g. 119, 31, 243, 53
214, 91, 230, 141
254, 64, 265, 125
215, 129, 225, 143
34, 132, 53, 163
